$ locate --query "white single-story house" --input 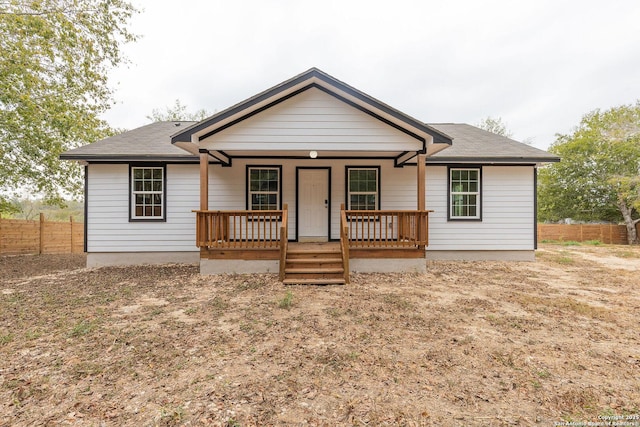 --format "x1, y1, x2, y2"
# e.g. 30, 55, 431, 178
61, 68, 559, 284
